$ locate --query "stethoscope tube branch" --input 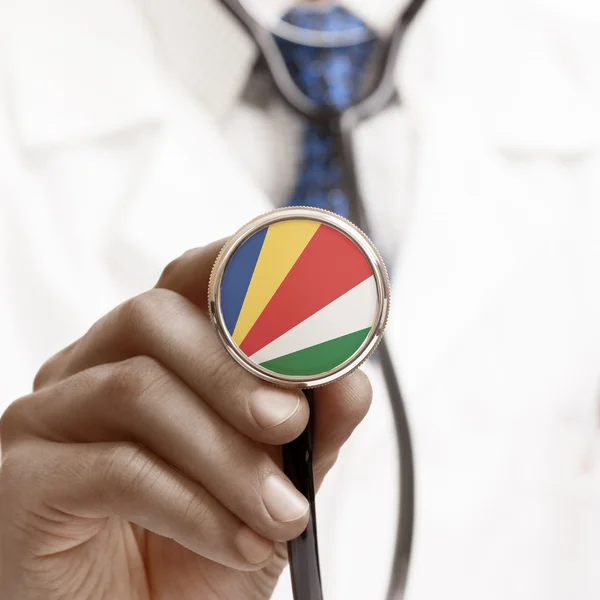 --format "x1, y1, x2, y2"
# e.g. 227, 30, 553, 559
220, 0, 429, 126
352, 0, 429, 122
338, 112, 415, 600
217, 1, 428, 598
219, 0, 335, 122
